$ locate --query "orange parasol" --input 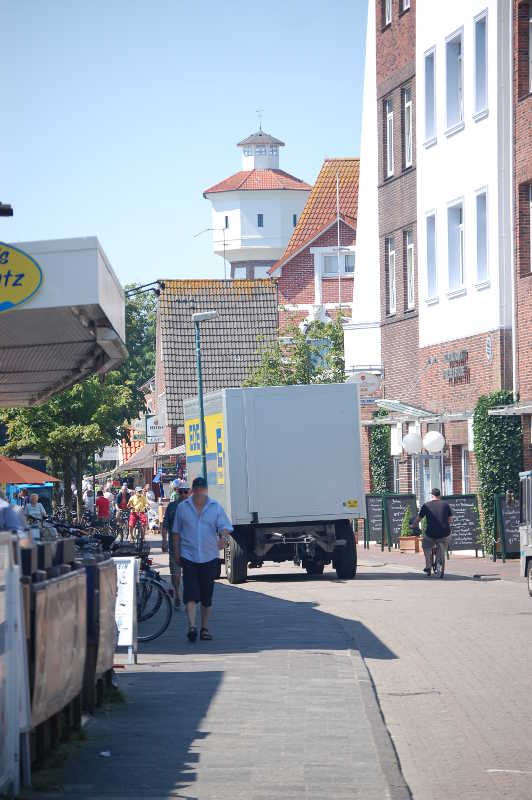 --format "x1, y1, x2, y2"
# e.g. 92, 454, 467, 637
0, 455, 59, 484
